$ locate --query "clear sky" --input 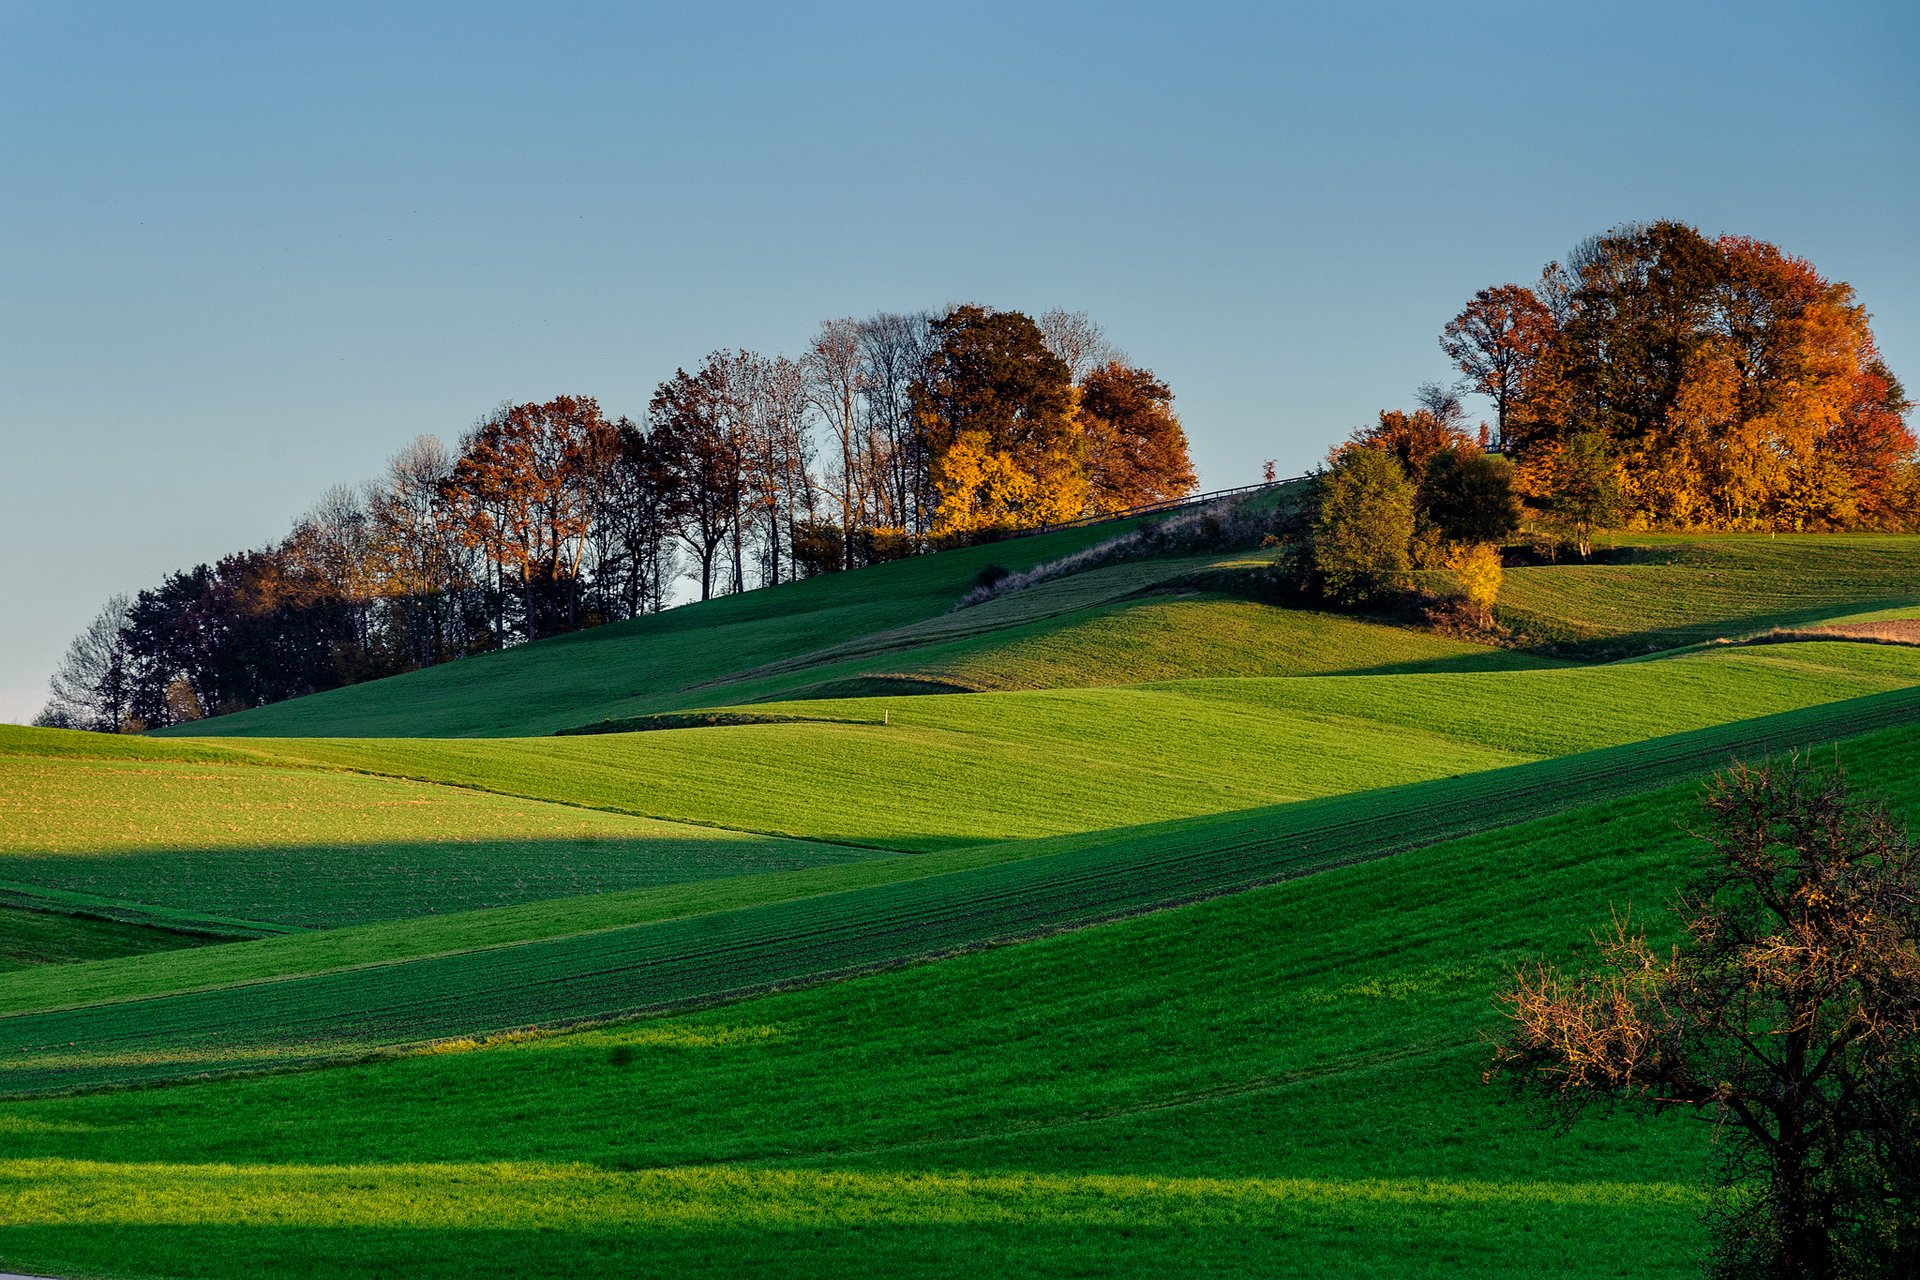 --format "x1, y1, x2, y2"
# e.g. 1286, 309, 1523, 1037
2, 1, 1915, 722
